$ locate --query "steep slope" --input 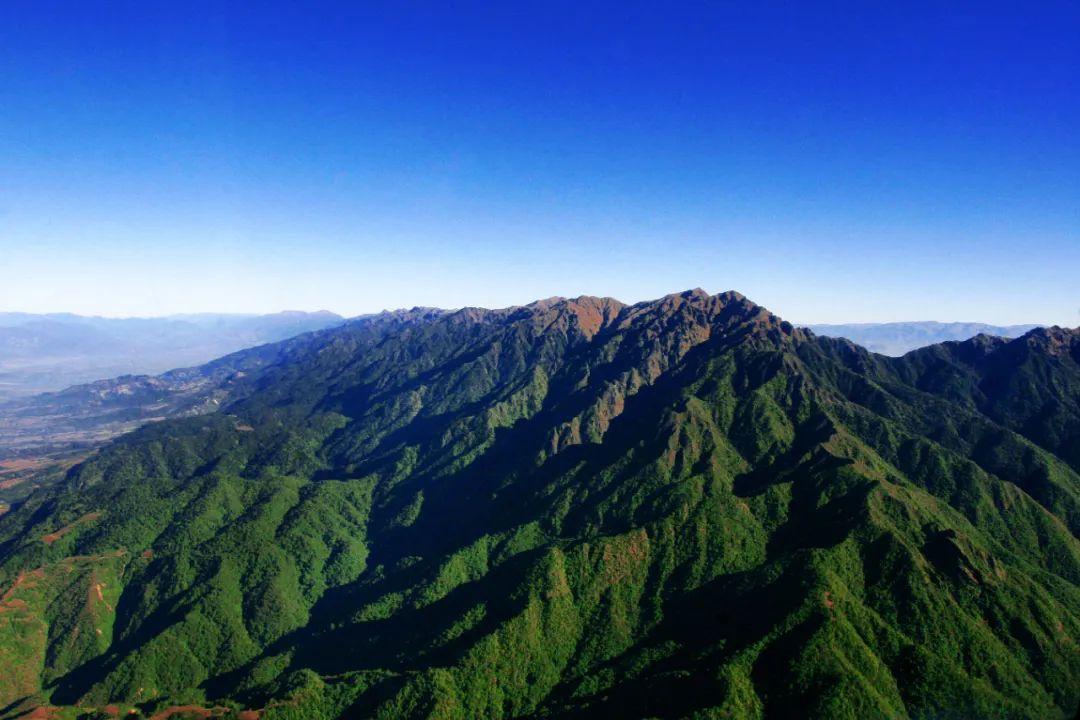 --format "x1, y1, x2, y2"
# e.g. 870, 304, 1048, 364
0, 291, 1077, 719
